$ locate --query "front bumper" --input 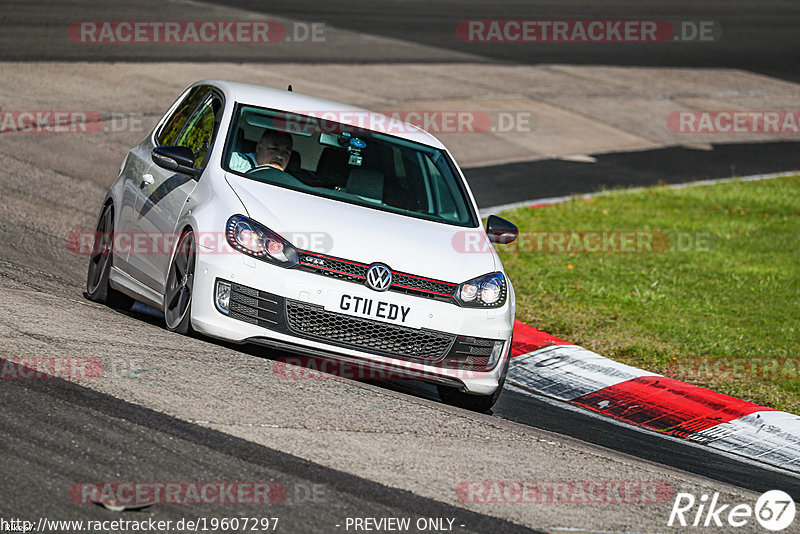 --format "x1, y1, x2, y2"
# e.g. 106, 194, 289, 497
190, 247, 514, 395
